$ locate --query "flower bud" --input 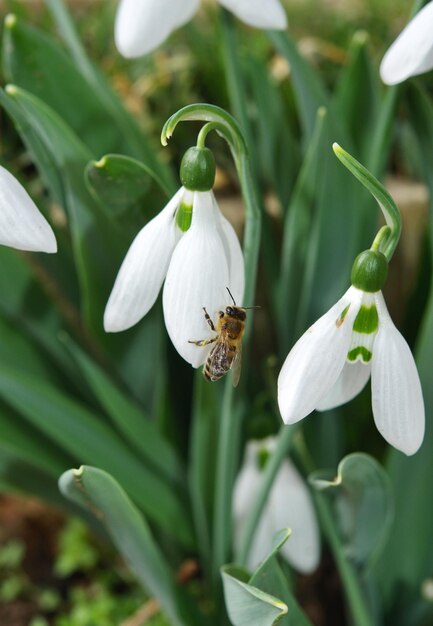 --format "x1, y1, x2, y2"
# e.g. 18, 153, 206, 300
351, 249, 388, 292
180, 146, 216, 191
